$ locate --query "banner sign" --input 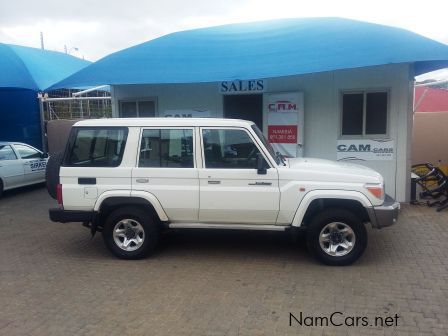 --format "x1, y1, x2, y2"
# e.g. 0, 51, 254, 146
266, 92, 304, 157
337, 139, 395, 161
162, 109, 211, 118
268, 125, 297, 143
219, 79, 265, 94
